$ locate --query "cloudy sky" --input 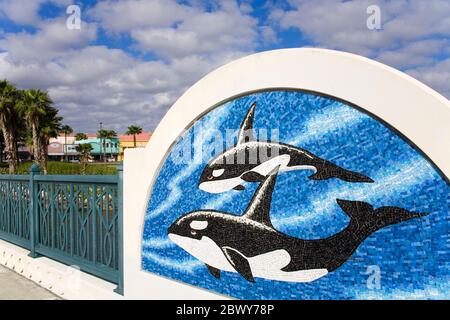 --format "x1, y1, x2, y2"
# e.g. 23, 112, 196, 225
0, 0, 449, 133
